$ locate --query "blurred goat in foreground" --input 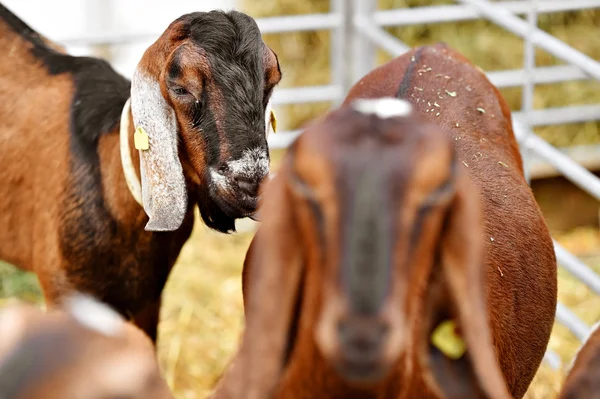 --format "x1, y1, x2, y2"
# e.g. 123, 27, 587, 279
558, 322, 600, 399
0, 295, 173, 399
